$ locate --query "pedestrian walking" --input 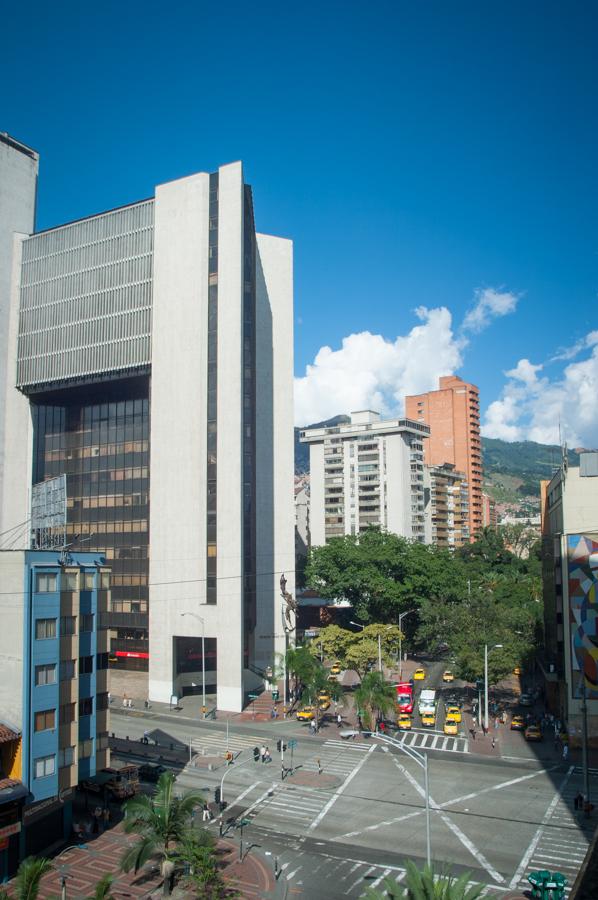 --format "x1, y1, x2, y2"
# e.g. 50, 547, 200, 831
202, 802, 211, 822
317, 758, 322, 775
260, 744, 266, 763
491, 737, 496, 749
494, 717, 499, 729
562, 743, 569, 761
102, 807, 111, 829
142, 730, 149, 745
265, 746, 272, 763
470, 726, 476, 741
337, 713, 342, 728
574, 792, 584, 810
